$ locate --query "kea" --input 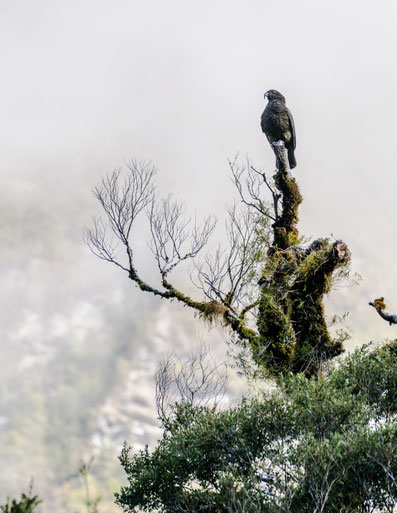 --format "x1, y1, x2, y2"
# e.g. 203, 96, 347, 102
261, 89, 297, 169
